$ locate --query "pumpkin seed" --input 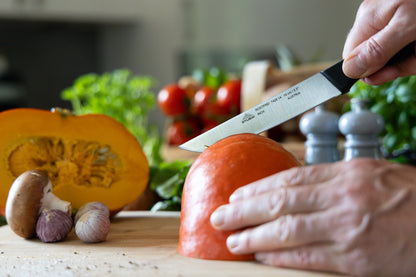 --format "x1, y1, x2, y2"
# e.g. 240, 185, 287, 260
8, 137, 122, 189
